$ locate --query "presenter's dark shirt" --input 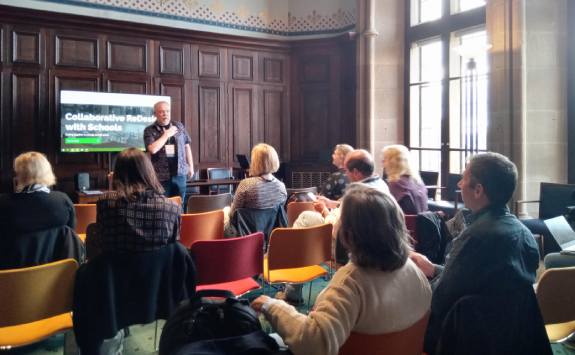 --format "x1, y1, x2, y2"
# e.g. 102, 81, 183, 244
143, 121, 191, 182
